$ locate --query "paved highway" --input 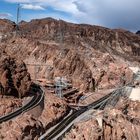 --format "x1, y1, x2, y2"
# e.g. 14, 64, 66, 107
40, 70, 140, 140
0, 86, 44, 123
39, 88, 122, 140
